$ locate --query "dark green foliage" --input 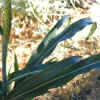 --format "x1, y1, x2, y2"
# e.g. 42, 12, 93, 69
1, 1, 100, 100
86, 22, 97, 41
0, 26, 3, 35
